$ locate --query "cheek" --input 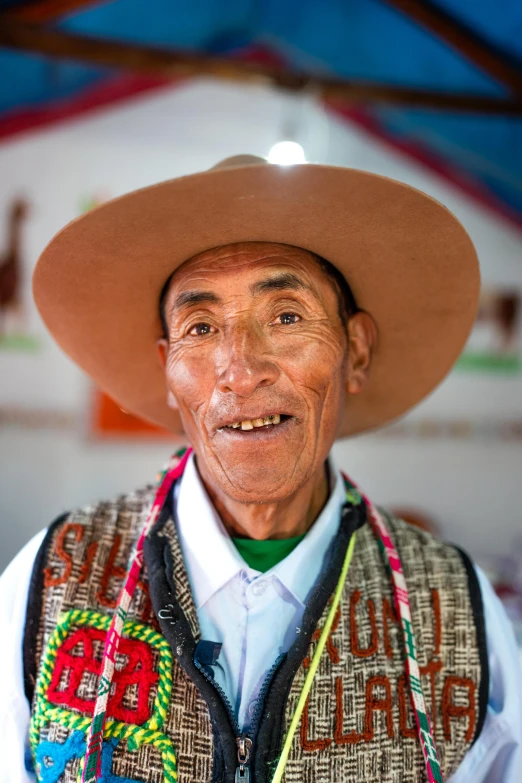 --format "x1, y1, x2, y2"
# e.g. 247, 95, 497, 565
165, 347, 215, 417
282, 329, 346, 397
